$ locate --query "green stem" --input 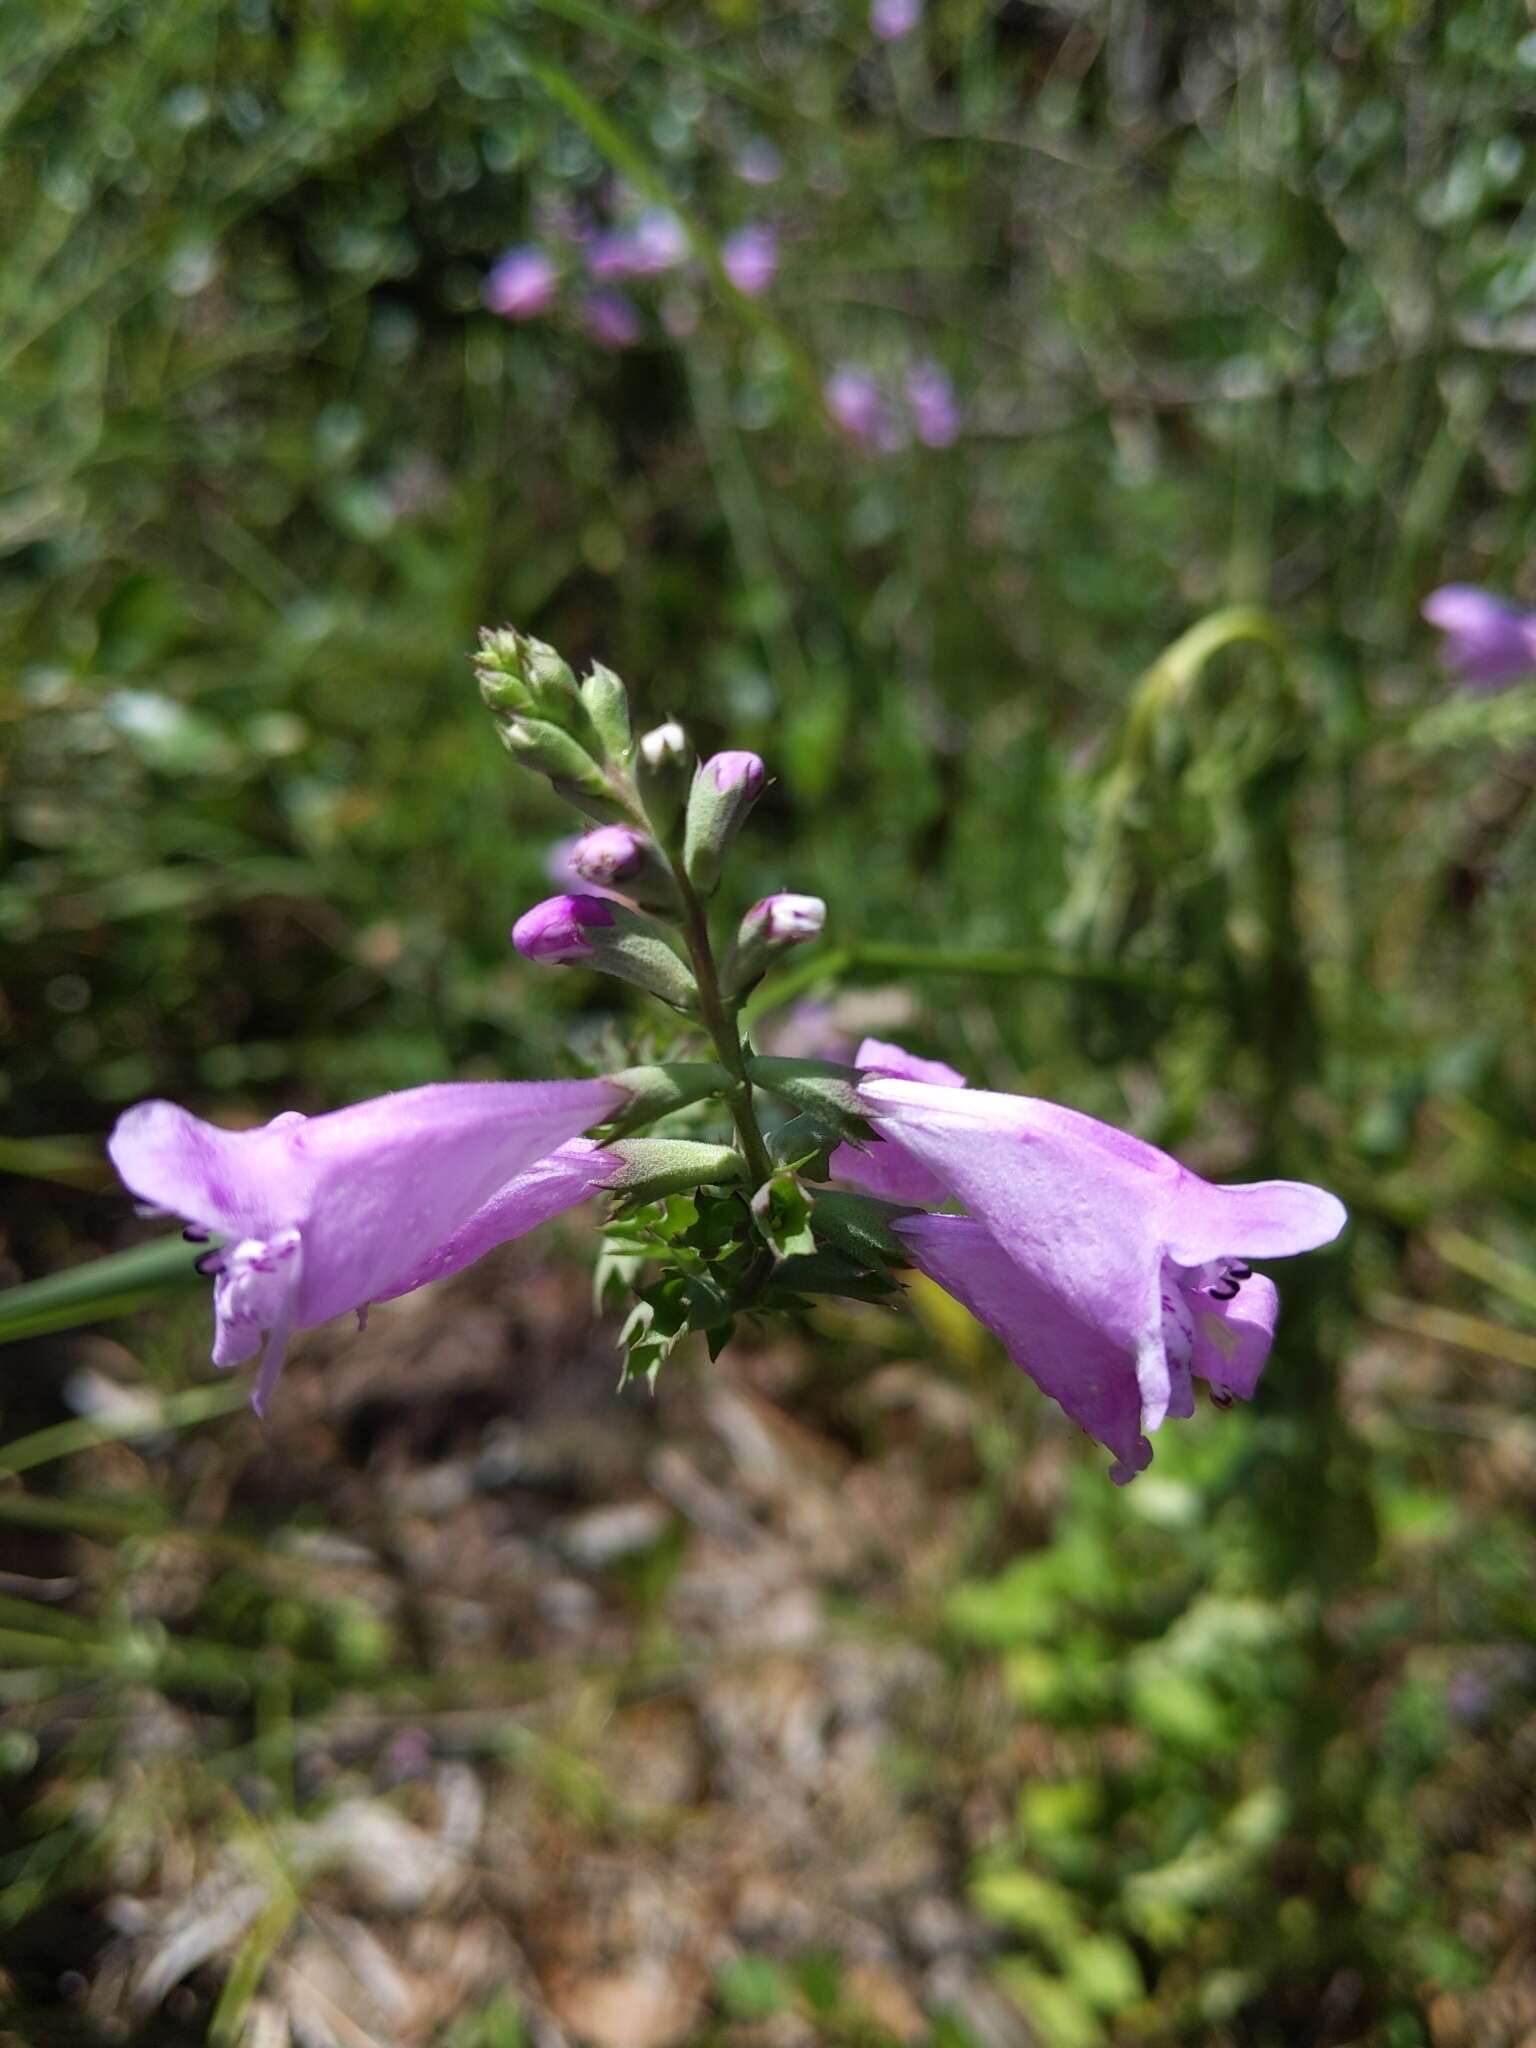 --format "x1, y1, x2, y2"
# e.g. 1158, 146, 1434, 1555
669, 864, 775, 1190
